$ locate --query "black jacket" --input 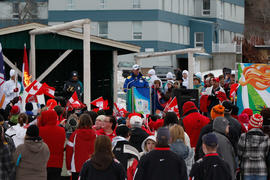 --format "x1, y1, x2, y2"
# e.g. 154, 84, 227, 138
79, 159, 126, 180
113, 140, 139, 170
190, 153, 232, 180
129, 128, 149, 152
134, 147, 187, 180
